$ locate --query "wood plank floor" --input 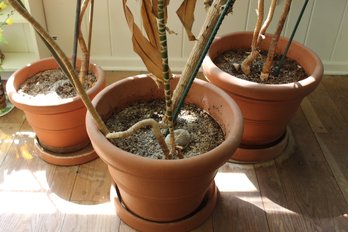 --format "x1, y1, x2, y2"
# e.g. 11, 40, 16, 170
0, 72, 348, 232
